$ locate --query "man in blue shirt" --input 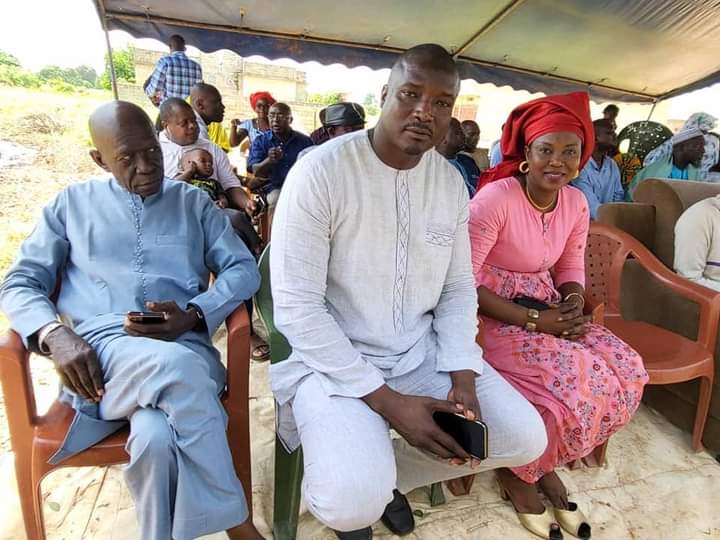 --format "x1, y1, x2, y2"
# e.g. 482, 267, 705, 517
436, 118, 478, 197
247, 102, 313, 209
572, 119, 625, 219
145, 35, 203, 103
